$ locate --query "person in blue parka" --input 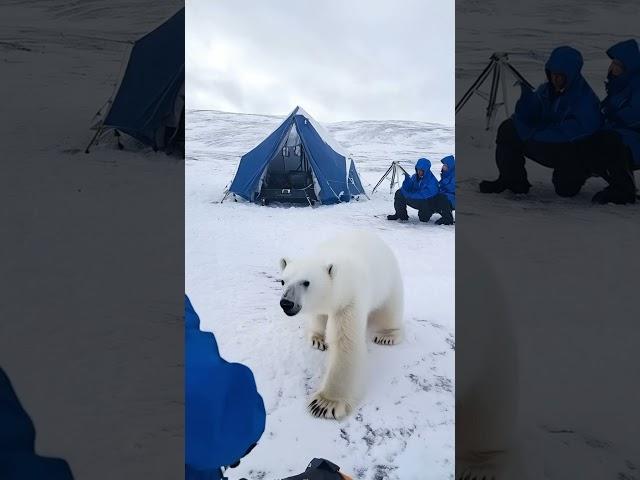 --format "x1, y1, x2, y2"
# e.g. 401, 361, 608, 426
479, 46, 613, 198
603, 39, 640, 168
595, 39, 640, 203
433, 155, 455, 225
185, 295, 266, 480
387, 157, 440, 222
